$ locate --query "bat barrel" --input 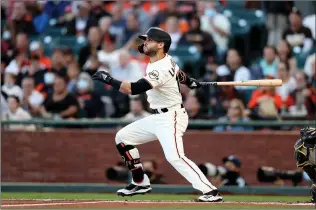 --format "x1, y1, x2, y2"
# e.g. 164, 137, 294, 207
217, 79, 283, 87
